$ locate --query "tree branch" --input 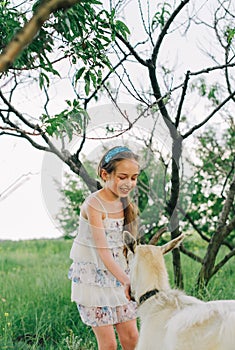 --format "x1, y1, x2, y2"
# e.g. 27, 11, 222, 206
84, 51, 131, 107
217, 173, 235, 235
212, 246, 235, 277
115, 33, 149, 67
178, 205, 234, 250
0, 125, 40, 136
189, 62, 235, 77
180, 245, 203, 264
221, 156, 235, 198
0, 0, 82, 72
175, 70, 190, 128
148, 65, 178, 138
182, 90, 235, 139
178, 206, 210, 242
0, 127, 50, 151
151, 0, 190, 65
